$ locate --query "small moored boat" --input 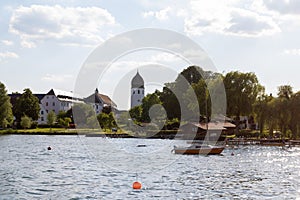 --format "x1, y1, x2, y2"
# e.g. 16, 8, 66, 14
173, 144, 224, 155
